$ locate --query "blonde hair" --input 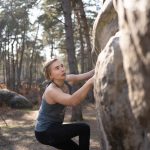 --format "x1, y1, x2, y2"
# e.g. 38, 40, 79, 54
43, 58, 58, 80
